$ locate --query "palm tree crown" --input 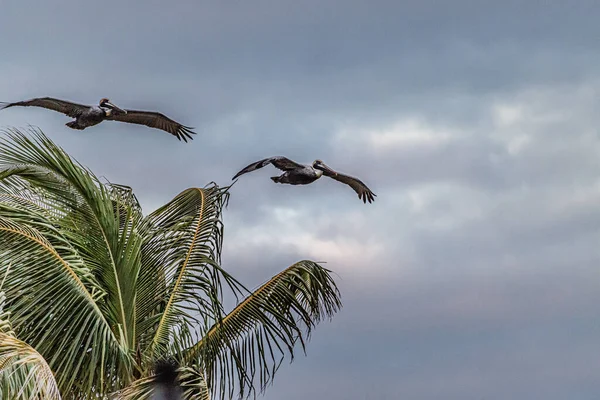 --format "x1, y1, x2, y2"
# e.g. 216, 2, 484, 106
0, 127, 342, 399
